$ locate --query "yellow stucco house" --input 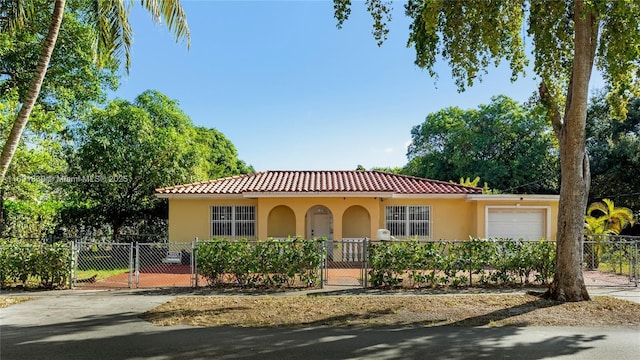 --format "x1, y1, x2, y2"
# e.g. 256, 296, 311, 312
155, 170, 559, 243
